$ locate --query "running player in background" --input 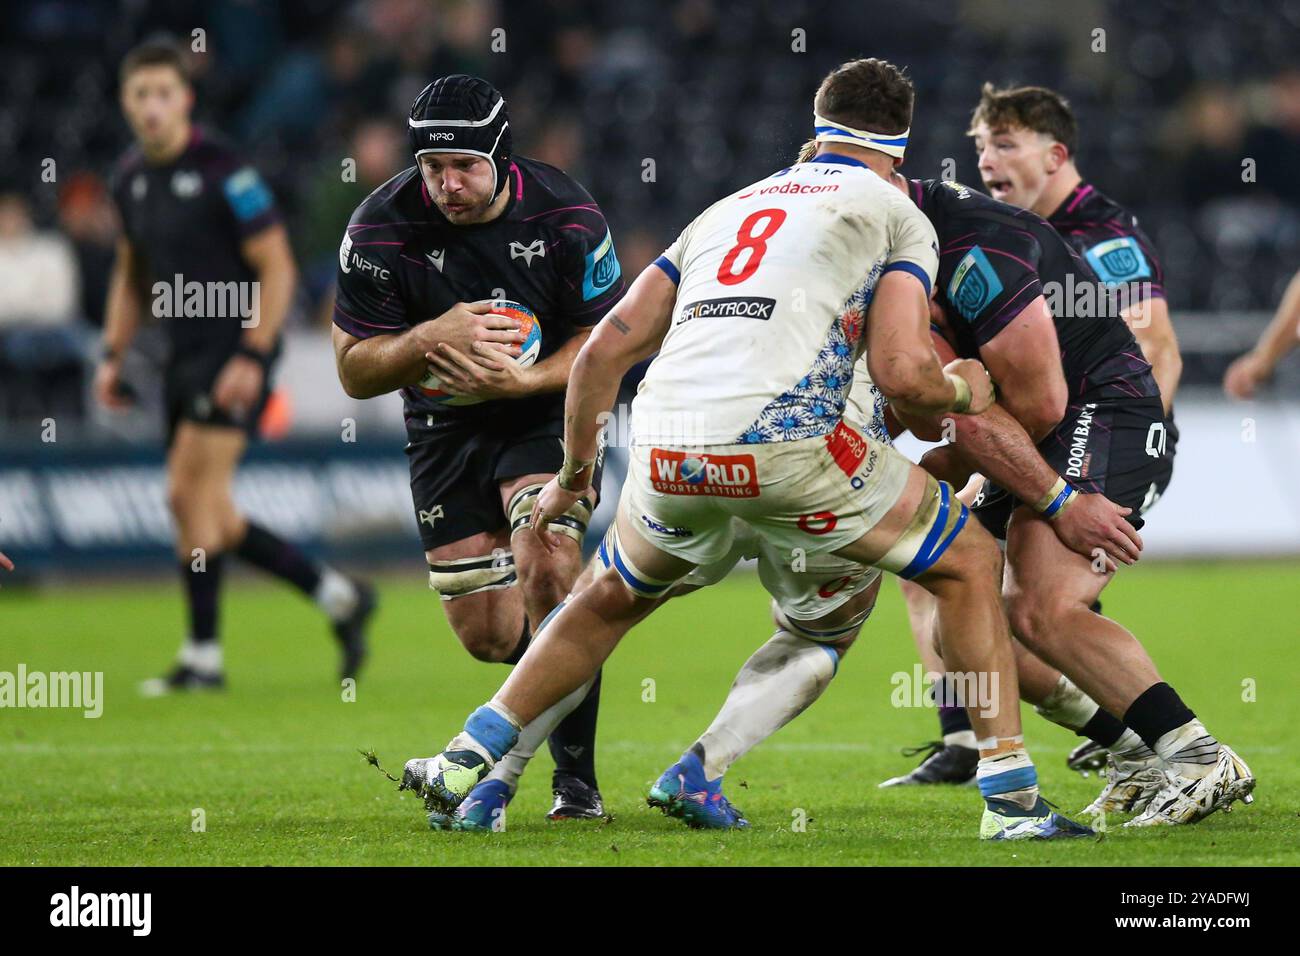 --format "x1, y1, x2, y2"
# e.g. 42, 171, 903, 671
405, 59, 1094, 842
331, 75, 625, 820
1224, 263, 1300, 397
94, 37, 375, 694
